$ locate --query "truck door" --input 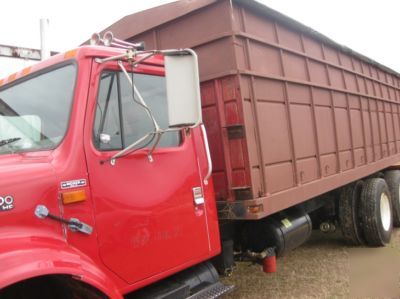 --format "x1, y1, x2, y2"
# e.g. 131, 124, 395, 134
84, 61, 211, 284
